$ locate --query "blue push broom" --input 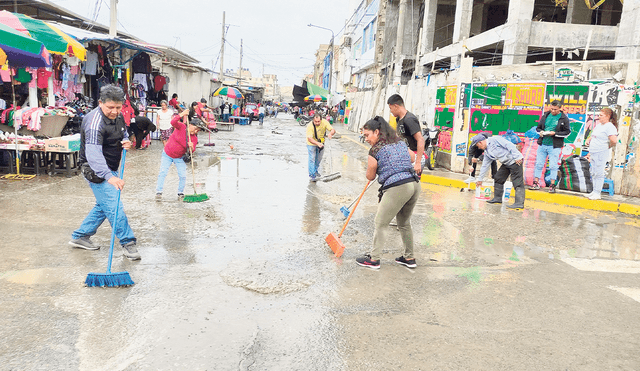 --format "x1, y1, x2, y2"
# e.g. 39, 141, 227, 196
85, 149, 134, 287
